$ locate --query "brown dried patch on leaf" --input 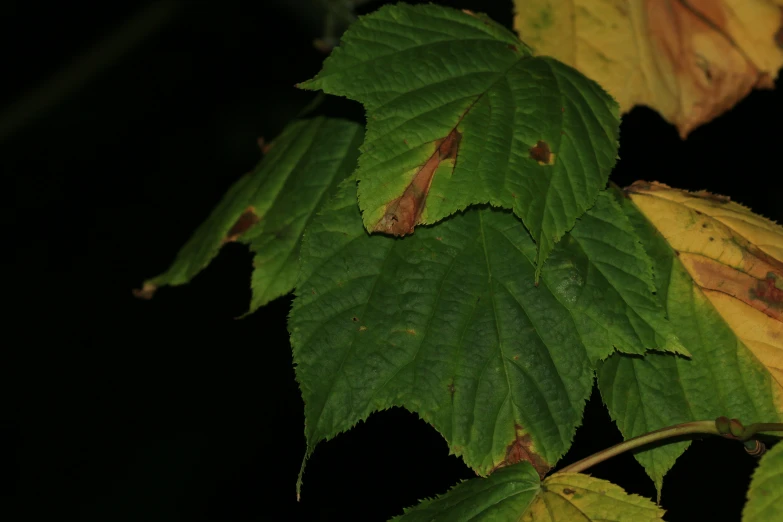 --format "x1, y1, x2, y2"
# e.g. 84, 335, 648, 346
679, 254, 783, 320
373, 129, 462, 236
490, 424, 551, 478
223, 206, 260, 244
529, 140, 555, 165
257, 137, 273, 155
132, 282, 158, 300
